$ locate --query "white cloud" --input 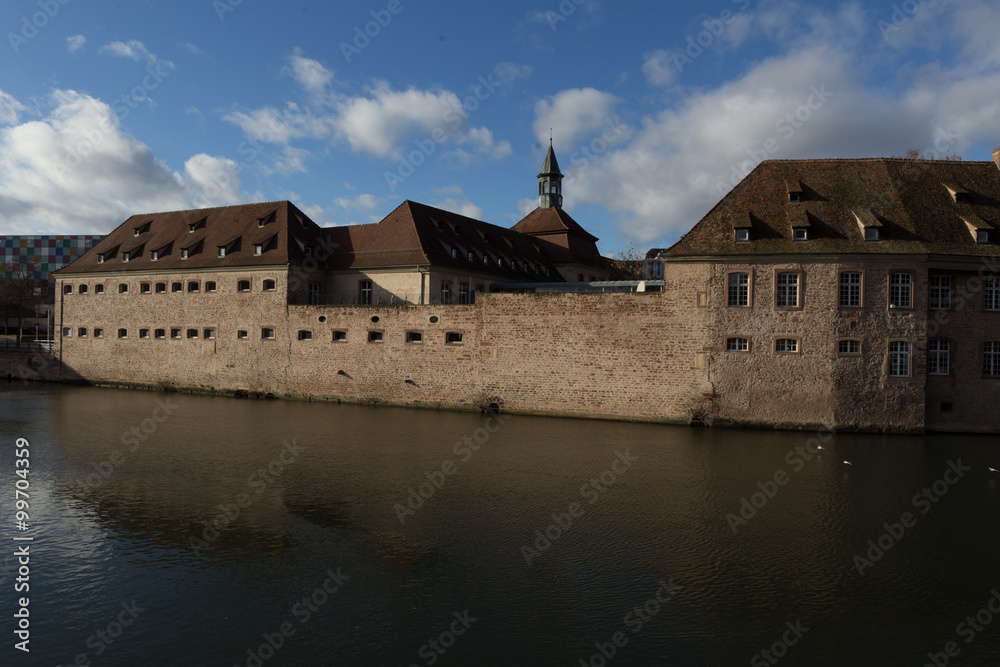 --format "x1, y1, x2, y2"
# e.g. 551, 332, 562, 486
430, 187, 485, 220
533, 88, 622, 149
0, 90, 242, 234
178, 42, 207, 57
287, 49, 334, 99
99, 40, 175, 70
642, 50, 675, 87
66, 35, 86, 53
0, 91, 26, 125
